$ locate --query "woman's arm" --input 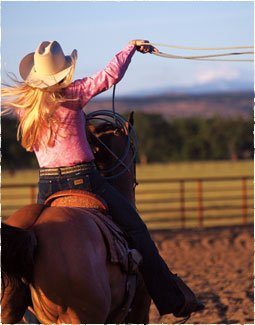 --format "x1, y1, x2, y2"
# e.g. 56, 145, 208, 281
68, 40, 158, 107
